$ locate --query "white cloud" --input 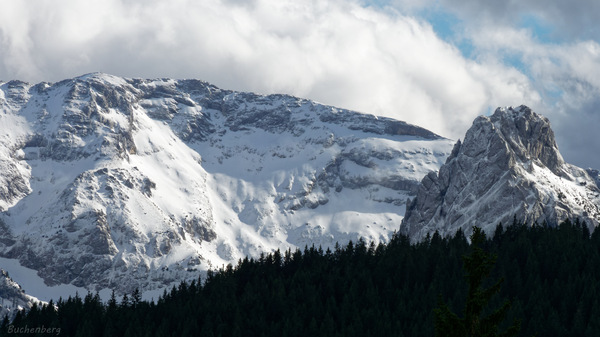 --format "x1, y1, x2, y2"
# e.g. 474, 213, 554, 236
459, 19, 600, 168
0, 2, 40, 80
5, 0, 587, 166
